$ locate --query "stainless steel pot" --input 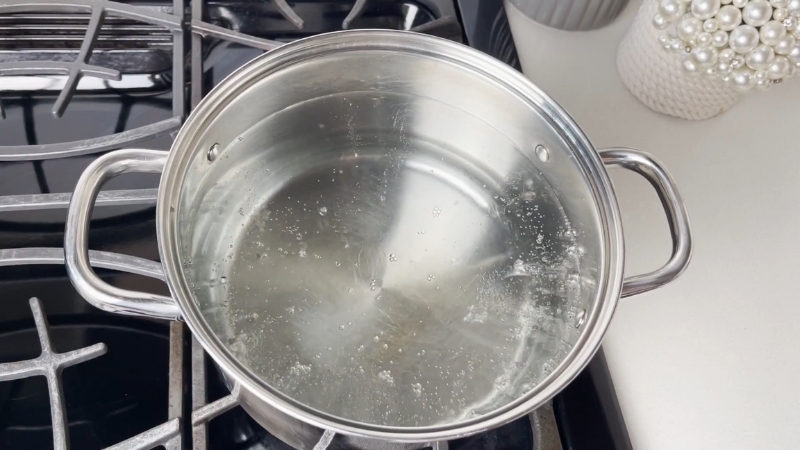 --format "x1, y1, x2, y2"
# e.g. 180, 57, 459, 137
64, 30, 691, 445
